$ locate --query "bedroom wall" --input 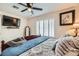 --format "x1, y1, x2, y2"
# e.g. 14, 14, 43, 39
27, 4, 79, 38
27, 13, 55, 37
0, 10, 27, 42
54, 5, 79, 38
